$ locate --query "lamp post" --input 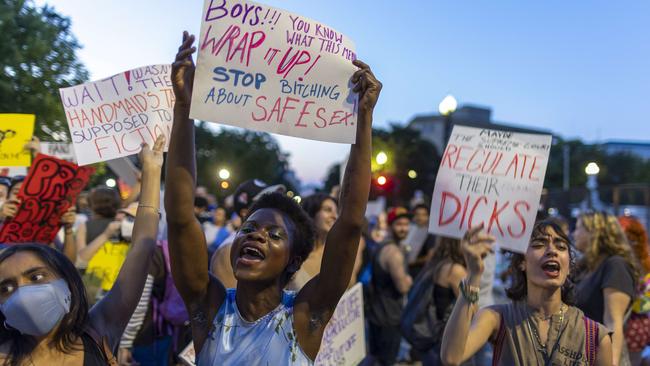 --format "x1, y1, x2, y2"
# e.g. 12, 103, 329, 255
585, 162, 602, 210
439, 95, 457, 143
